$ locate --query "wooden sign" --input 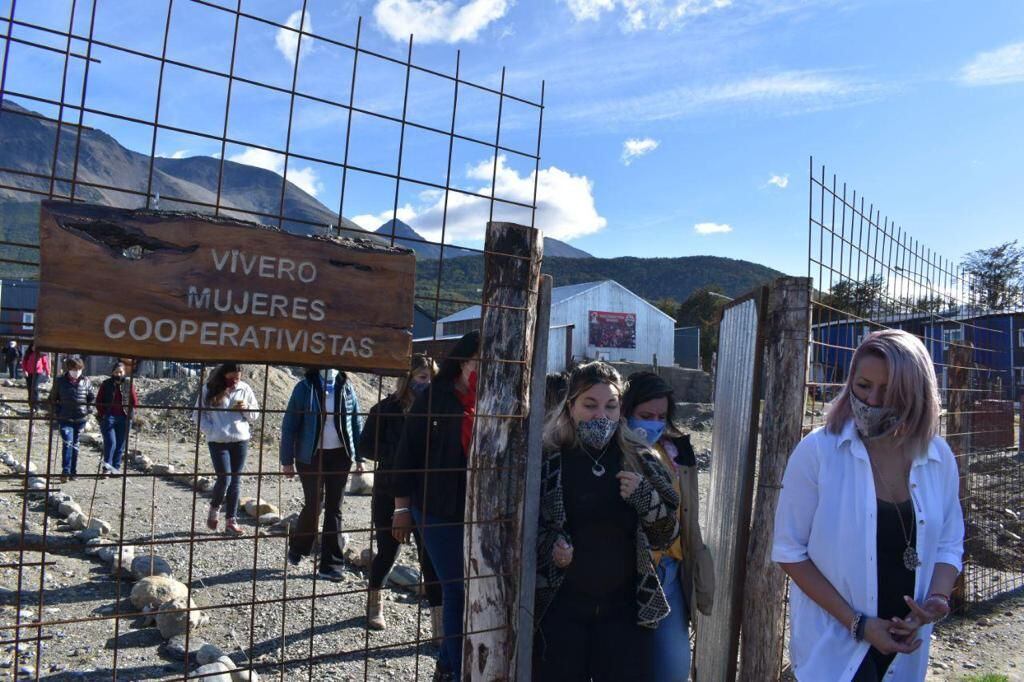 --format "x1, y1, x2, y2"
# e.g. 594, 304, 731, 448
36, 201, 415, 373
